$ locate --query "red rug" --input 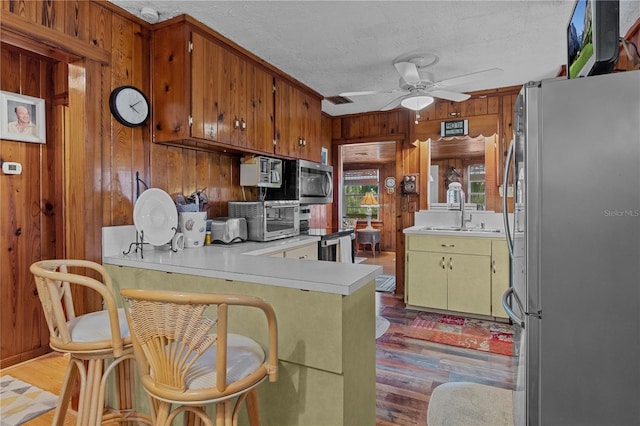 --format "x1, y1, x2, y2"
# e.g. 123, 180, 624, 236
406, 312, 513, 356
